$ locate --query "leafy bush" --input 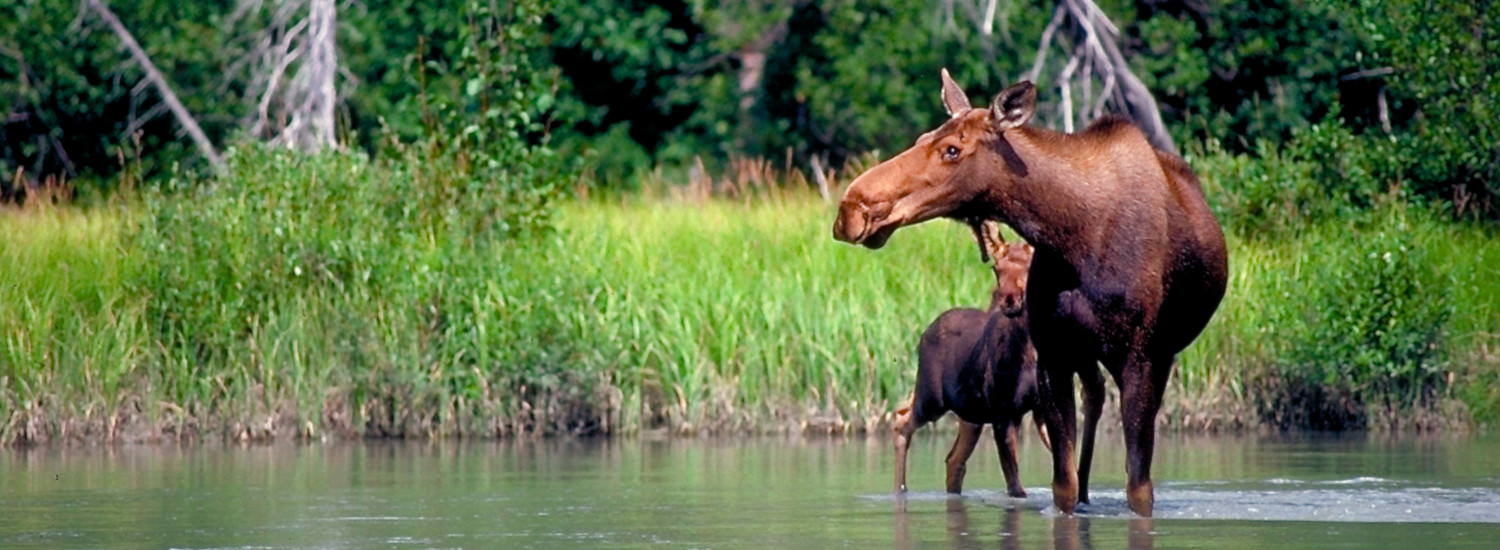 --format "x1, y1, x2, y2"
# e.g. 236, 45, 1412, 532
128, 139, 583, 436
1332, 0, 1499, 215
545, 0, 1054, 183
1260, 207, 1454, 428
1194, 120, 1424, 237
120, 0, 575, 436
1192, 139, 1324, 235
